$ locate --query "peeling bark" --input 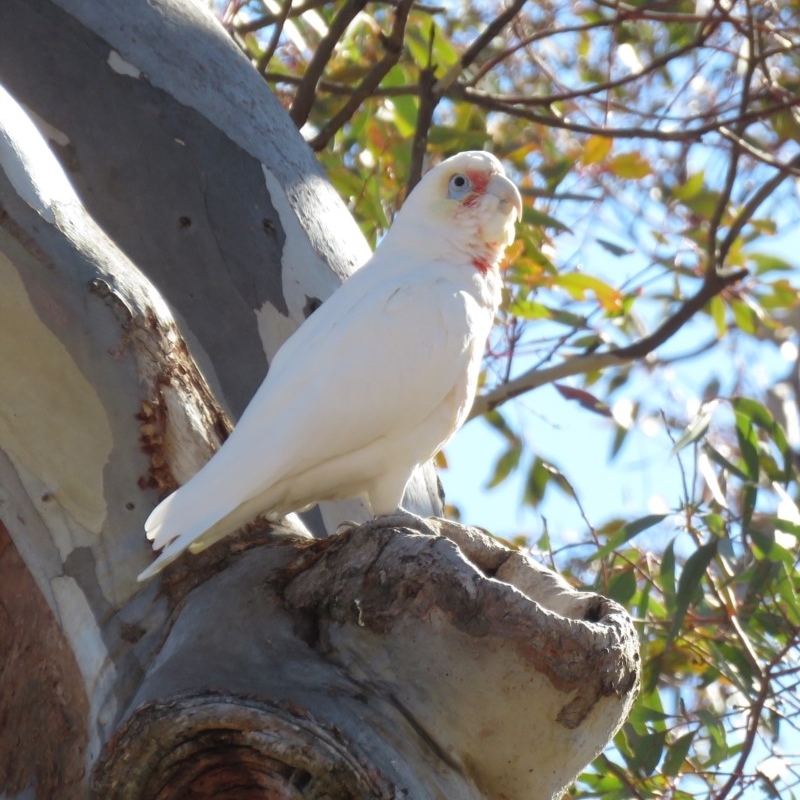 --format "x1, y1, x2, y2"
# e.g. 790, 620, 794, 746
0, 2, 640, 798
